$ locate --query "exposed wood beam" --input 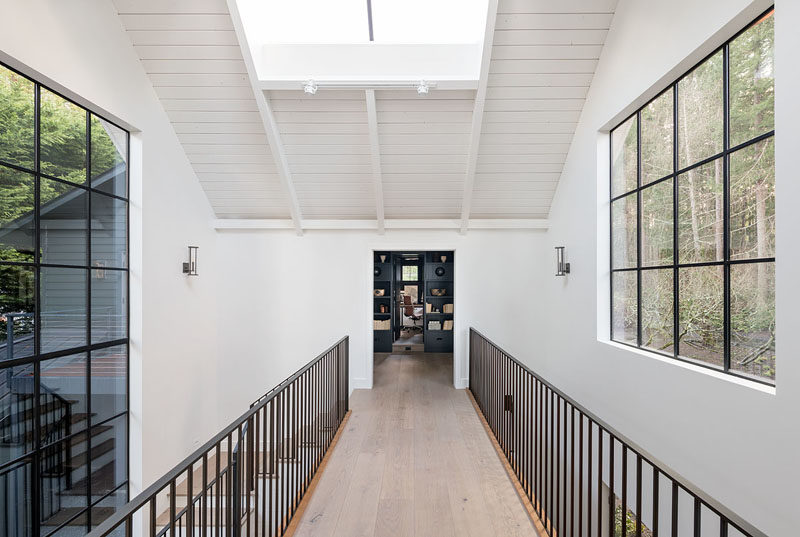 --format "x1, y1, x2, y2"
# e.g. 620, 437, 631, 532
225, 0, 304, 235
212, 218, 550, 231
365, 89, 385, 234
459, 0, 499, 234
